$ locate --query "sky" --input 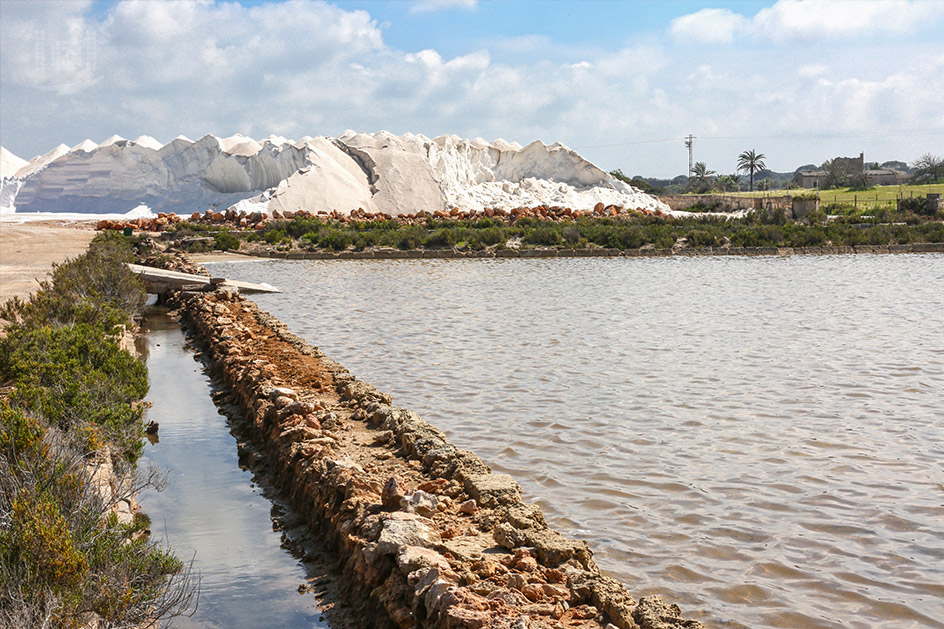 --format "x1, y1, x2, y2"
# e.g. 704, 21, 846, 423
1, 0, 942, 178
